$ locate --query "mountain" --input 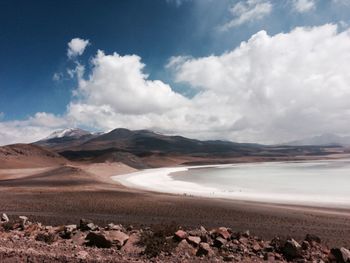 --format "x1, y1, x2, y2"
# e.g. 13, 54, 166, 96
31, 128, 340, 168
45, 128, 91, 139
285, 133, 350, 146
0, 144, 67, 168
35, 128, 98, 151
